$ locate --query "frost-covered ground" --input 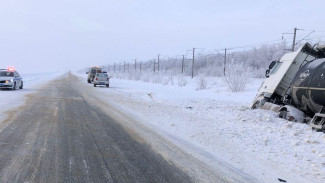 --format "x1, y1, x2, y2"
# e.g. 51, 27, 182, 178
76, 72, 325, 183
0, 72, 63, 122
